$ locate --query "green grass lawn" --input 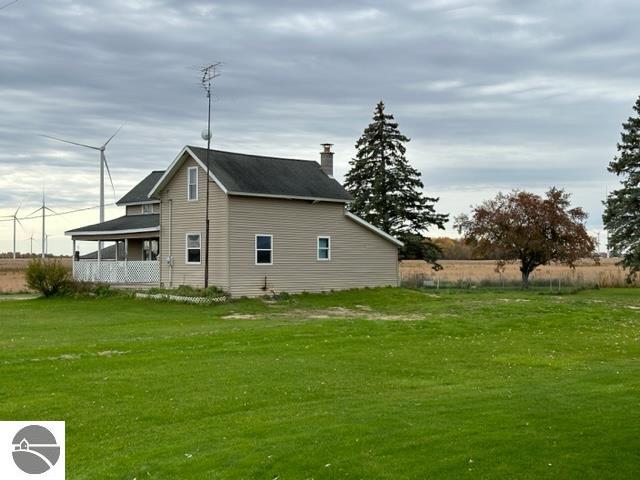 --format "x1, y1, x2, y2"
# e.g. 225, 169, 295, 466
0, 288, 639, 479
